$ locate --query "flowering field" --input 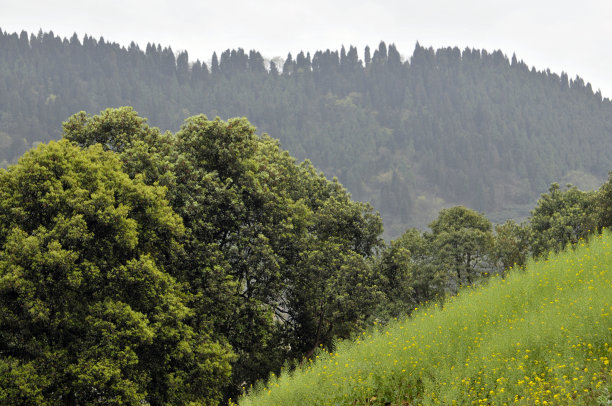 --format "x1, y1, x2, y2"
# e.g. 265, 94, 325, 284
239, 232, 612, 405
